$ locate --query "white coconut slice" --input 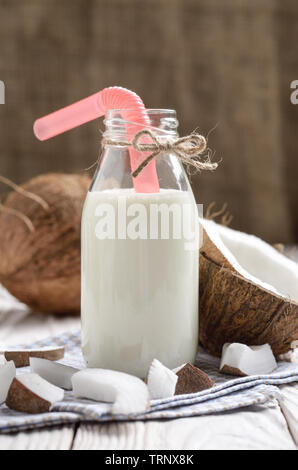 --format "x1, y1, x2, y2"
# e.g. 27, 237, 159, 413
2, 346, 65, 367
72, 369, 150, 415
6, 373, 64, 414
220, 343, 277, 376
146, 359, 178, 399
0, 361, 16, 404
30, 358, 78, 390
199, 218, 298, 357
